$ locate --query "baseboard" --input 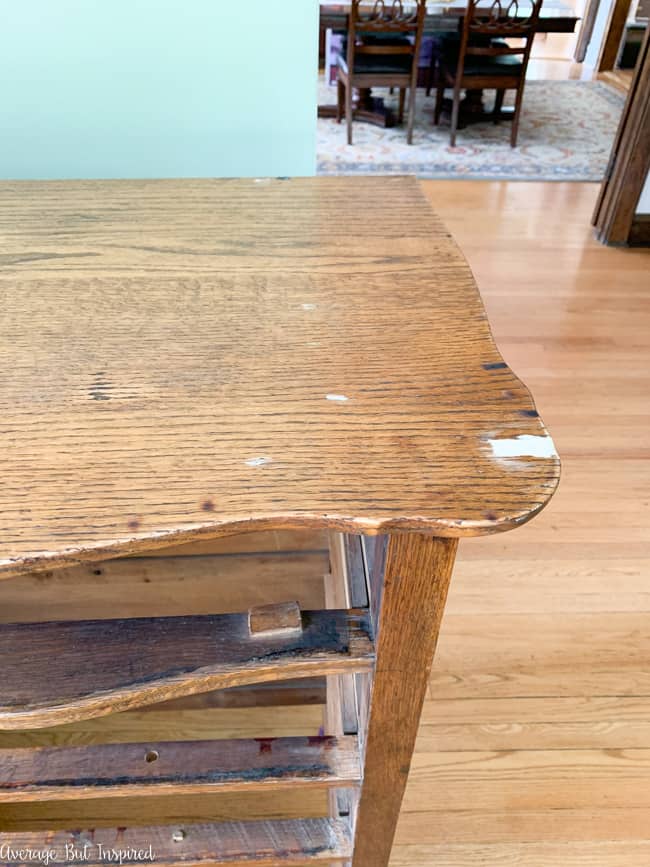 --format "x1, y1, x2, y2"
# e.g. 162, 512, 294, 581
628, 214, 650, 245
